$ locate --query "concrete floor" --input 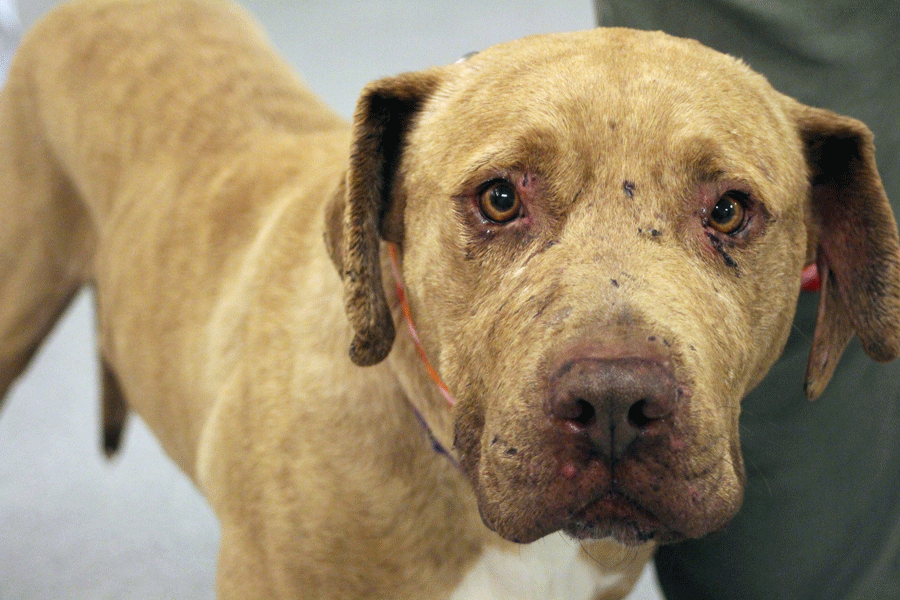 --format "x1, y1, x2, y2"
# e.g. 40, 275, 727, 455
0, 1, 663, 598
